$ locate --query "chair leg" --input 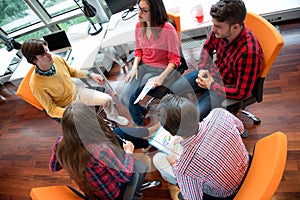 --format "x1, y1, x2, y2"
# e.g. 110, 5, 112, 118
241, 110, 261, 125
